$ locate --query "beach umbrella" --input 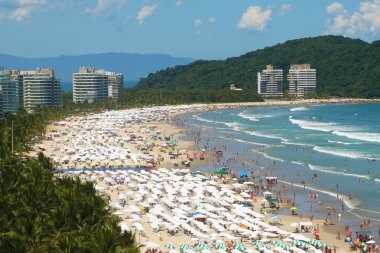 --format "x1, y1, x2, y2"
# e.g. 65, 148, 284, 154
180, 243, 192, 251
233, 242, 246, 251
366, 240, 376, 244
164, 243, 175, 250
289, 207, 297, 211
196, 242, 210, 251
214, 243, 229, 250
